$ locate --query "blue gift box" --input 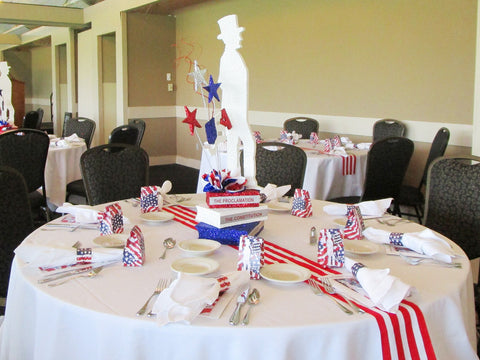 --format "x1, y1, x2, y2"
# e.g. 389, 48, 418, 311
195, 221, 264, 246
